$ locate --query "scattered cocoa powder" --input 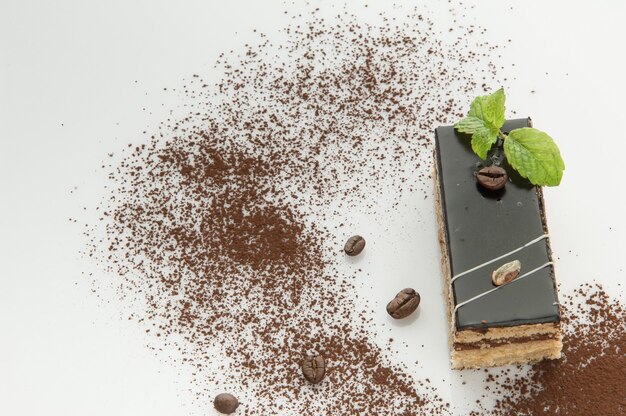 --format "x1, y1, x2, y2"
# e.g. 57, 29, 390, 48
86, 4, 506, 415
477, 284, 625, 415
